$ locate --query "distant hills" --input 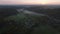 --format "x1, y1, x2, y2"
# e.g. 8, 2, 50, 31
0, 5, 60, 9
